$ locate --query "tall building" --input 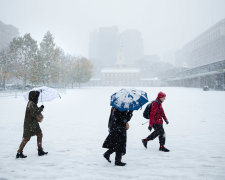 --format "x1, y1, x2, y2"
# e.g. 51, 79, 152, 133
88, 27, 144, 76
89, 26, 120, 76
101, 45, 140, 86
120, 30, 144, 66
175, 18, 225, 68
